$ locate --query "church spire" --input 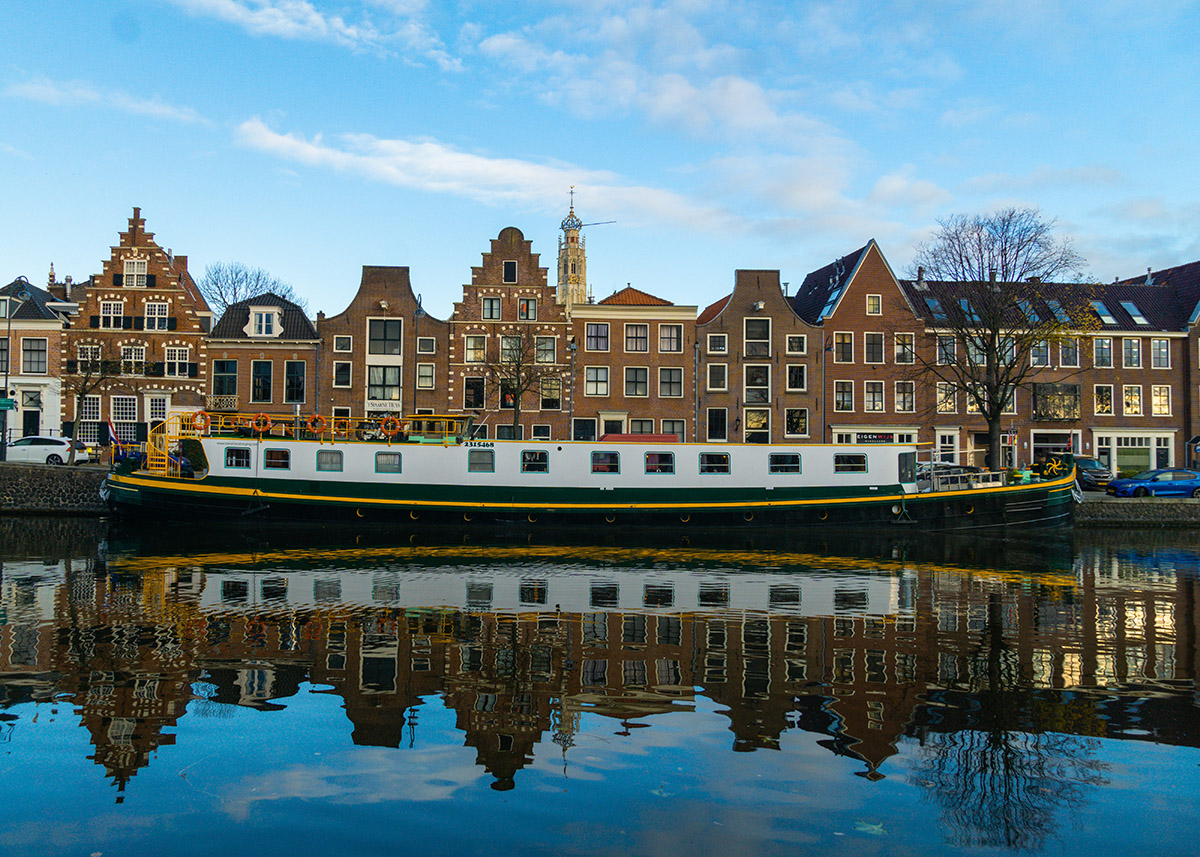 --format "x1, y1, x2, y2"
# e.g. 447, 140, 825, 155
557, 187, 587, 311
